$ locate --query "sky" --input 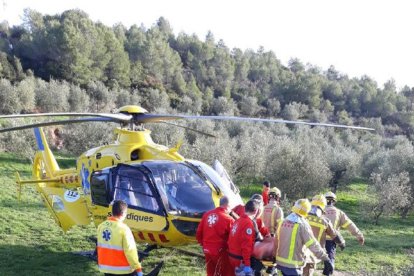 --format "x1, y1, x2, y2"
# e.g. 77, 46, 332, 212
1, 0, 413, 88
